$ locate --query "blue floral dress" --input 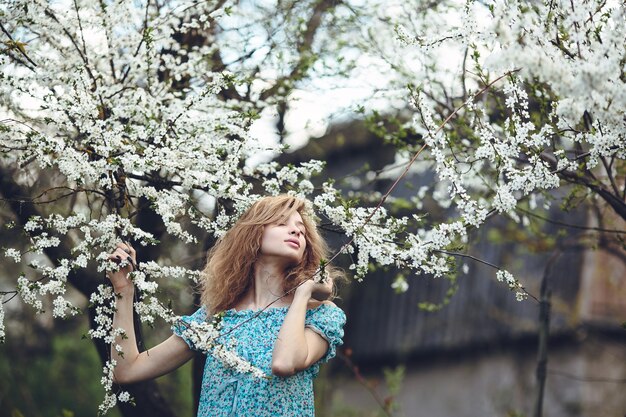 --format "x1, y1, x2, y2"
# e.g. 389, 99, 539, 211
172, 303, 346, 417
